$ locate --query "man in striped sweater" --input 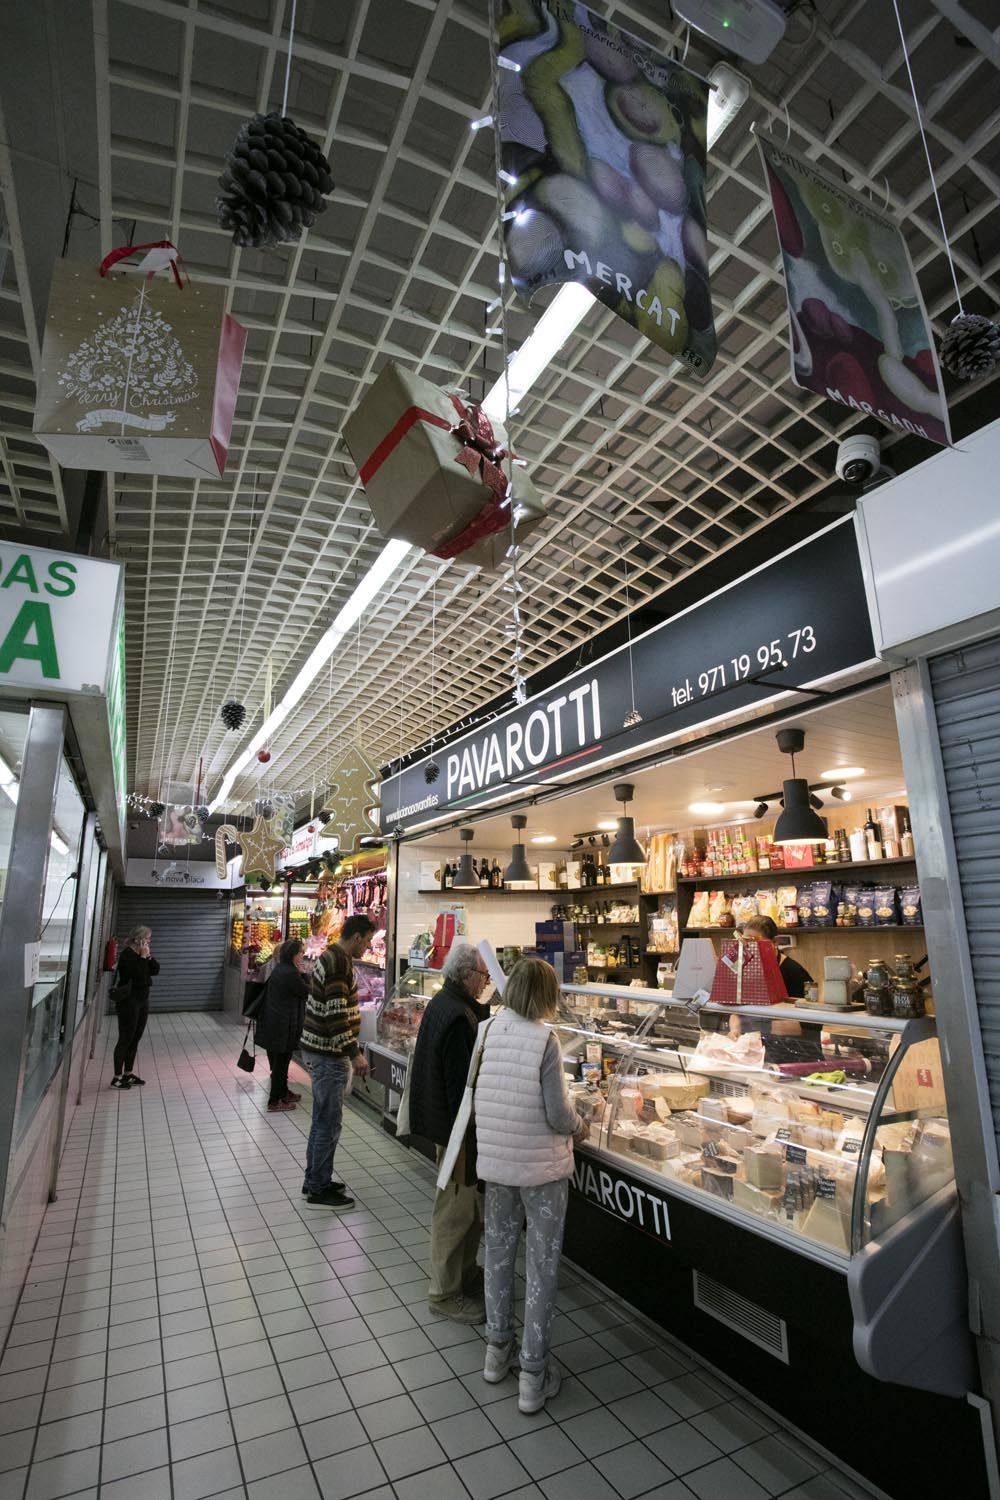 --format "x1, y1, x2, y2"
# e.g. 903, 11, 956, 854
300, 914, 375, 1209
